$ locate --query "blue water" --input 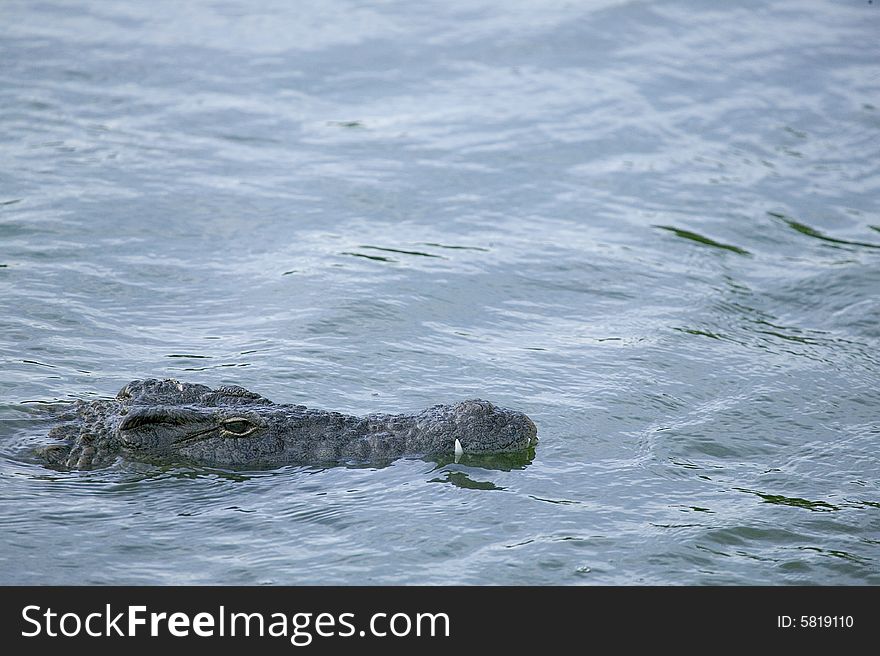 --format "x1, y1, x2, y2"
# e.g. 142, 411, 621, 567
1, 0, 879, 585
